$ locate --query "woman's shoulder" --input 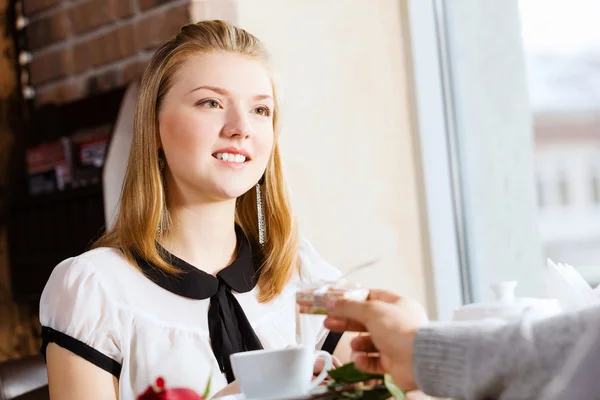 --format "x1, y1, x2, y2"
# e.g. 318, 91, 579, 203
41, 247, 134, 306
295, 236, 342, 283
40, 247, 128, 370
50, 247, 130, 282
74, 246, 128, 265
